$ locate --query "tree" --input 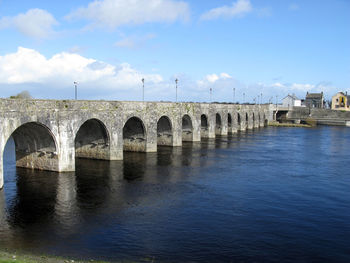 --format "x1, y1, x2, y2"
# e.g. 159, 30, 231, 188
9, 91, 32, 99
